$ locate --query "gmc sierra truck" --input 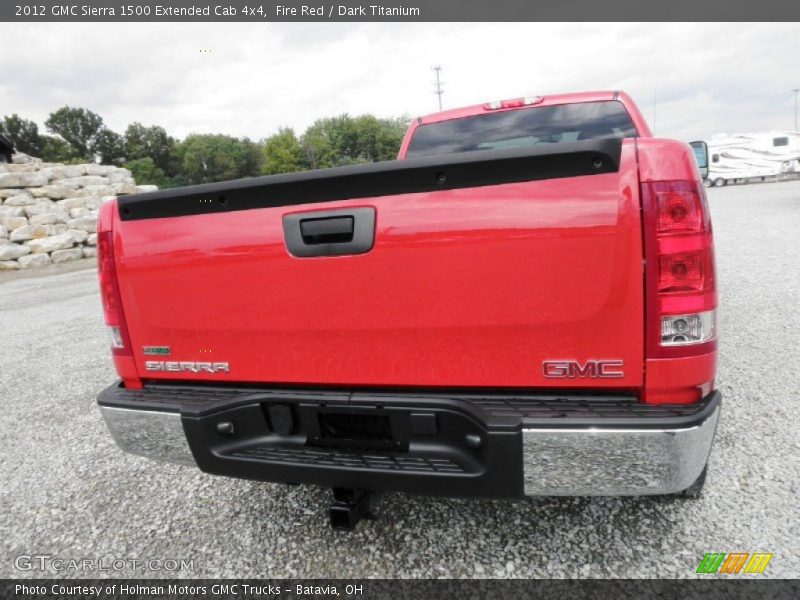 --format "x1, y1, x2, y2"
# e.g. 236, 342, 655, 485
96, 91, 720, 529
